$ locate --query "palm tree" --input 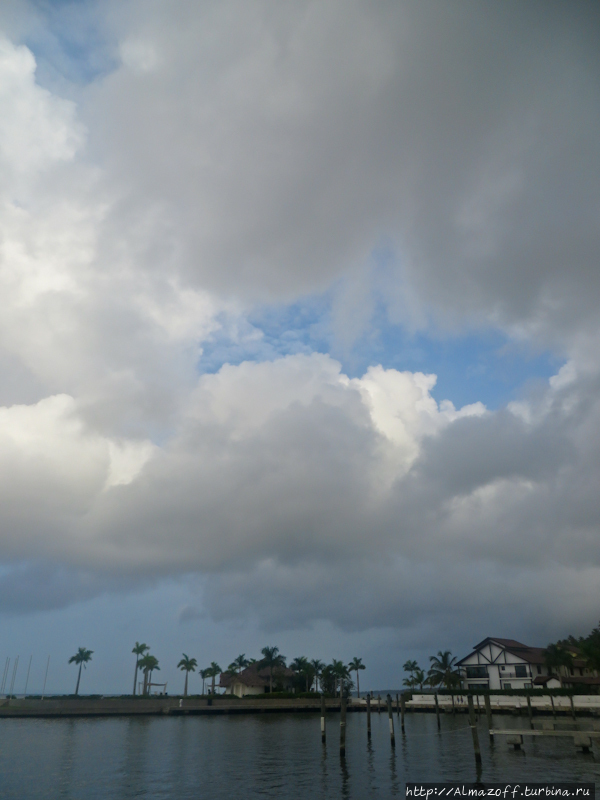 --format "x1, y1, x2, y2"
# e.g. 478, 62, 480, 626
544, 643, 574, 680
132, 642, 149, 695
232, 654, 249, 673
177, 653, 197, 697
330, 659, 350, 697
200, 668, 210, 695
261, 647, 286, 694
68, 648, 93, 695
413, 667, 426, 690
209, 661, 221, 694
348, 657, 366, 698
403, 674, 417, 690
428, 651, 458, 689
138, 654, 160, 695
311, 659, 325, 692
403, 659, 419, 676
290, 656, 313, 692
